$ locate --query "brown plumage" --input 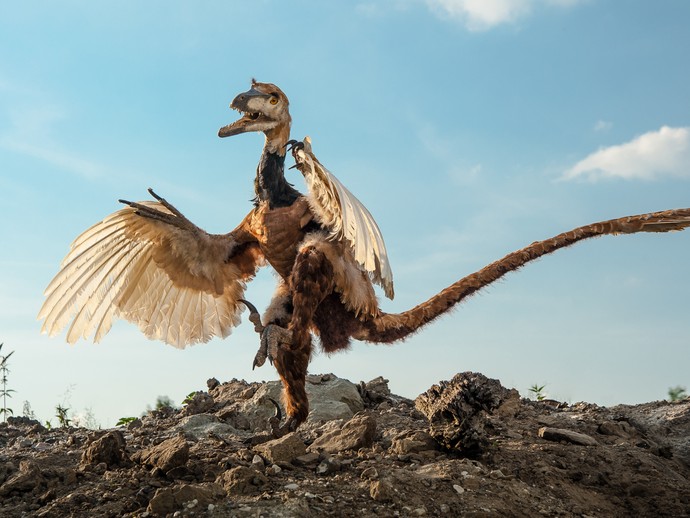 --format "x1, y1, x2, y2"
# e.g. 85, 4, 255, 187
39, 80, 690, 436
